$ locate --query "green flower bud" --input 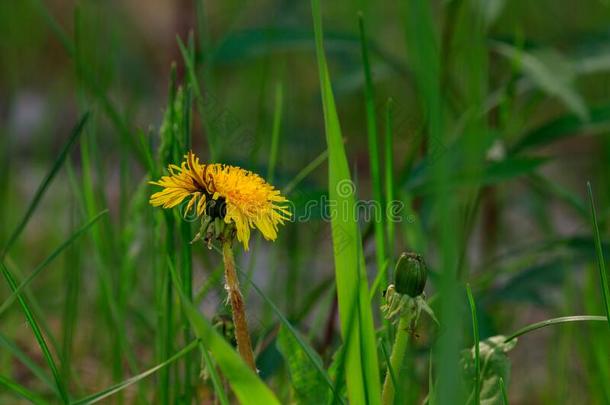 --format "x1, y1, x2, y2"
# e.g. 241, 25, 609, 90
394, 252, 427, 297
